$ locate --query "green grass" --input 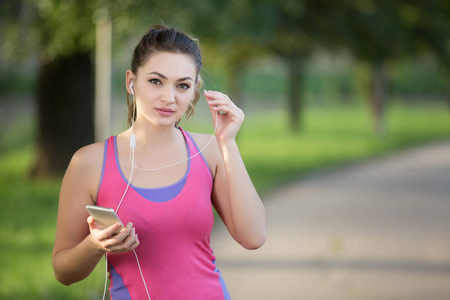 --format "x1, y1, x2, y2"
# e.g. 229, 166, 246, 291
0, 104, 449, 299
0, 149, 106, 299
246, 105, 450, 192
